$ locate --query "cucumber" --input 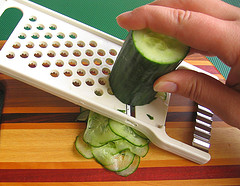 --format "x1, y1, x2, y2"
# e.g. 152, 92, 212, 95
75, 132, 93, 159
117, 155, 140, 177
109, 119, 149, 147
75, 107, 90, 122
109, 29, 189, 106
83, 112, 121, 147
